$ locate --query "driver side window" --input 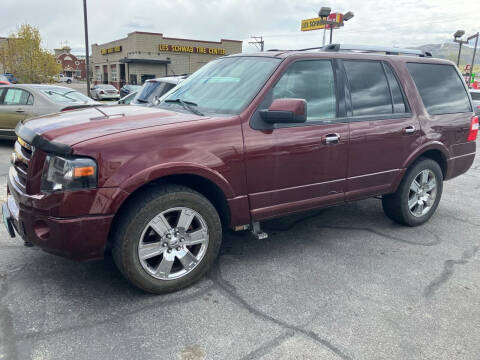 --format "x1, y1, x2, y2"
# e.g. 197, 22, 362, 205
272, 60, 337, 122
